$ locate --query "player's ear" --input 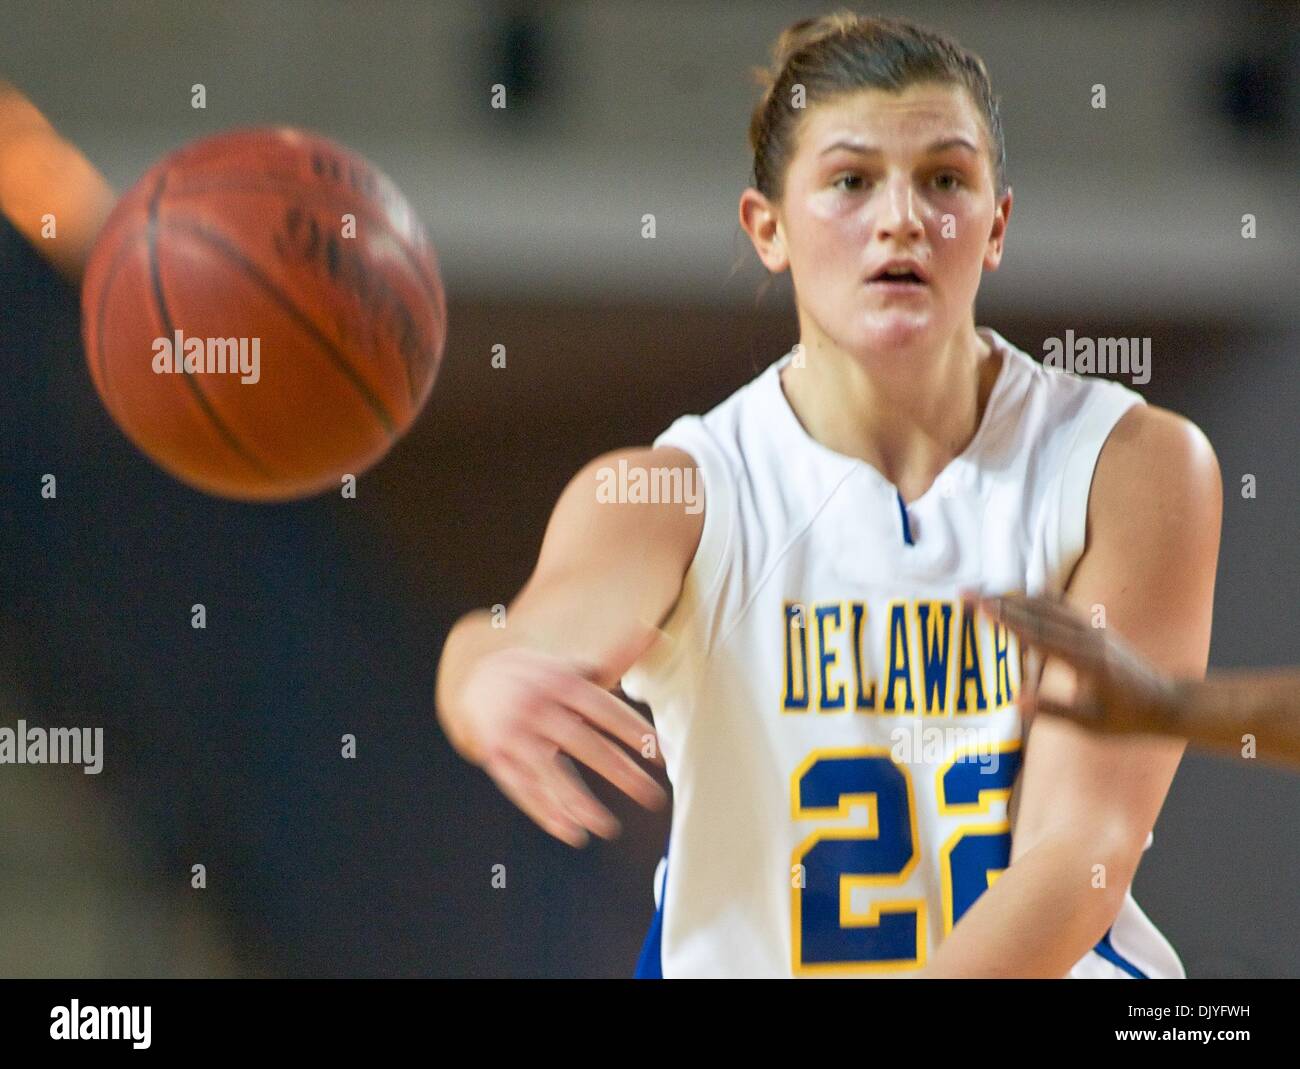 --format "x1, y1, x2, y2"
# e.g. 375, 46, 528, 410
983, 186, 1012, 272
739, 187, 789, 274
